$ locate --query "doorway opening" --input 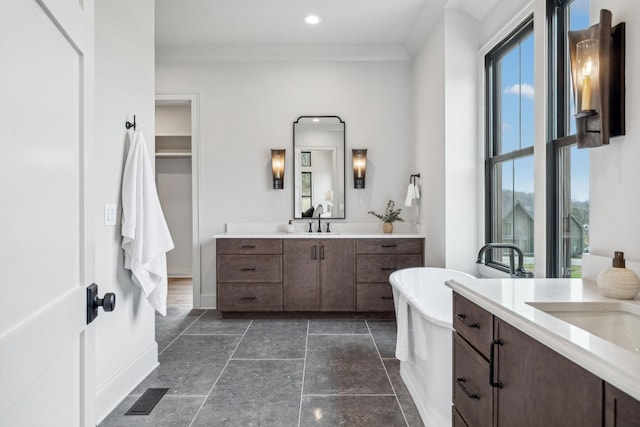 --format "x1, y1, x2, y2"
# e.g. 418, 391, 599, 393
155, 93, 200, 308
